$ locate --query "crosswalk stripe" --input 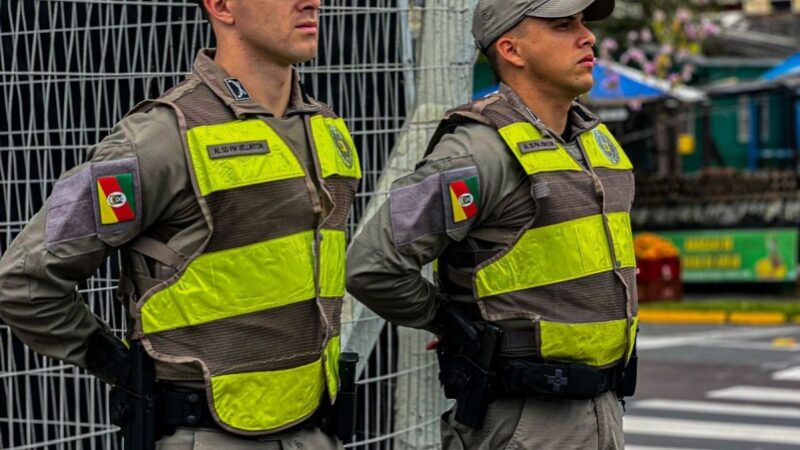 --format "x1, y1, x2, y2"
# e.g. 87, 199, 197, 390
625, 446, 710, 450
773, 365, 800, 381
633, 398, 800, 419
637, 327, 797, 350
706, 386, 800, 404
623, 416, 800, 445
